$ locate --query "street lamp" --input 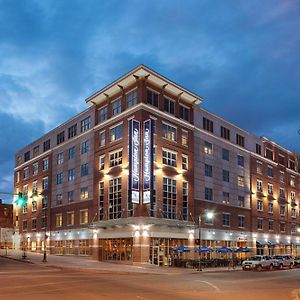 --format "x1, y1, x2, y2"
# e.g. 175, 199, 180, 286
198, 211, 214, 271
